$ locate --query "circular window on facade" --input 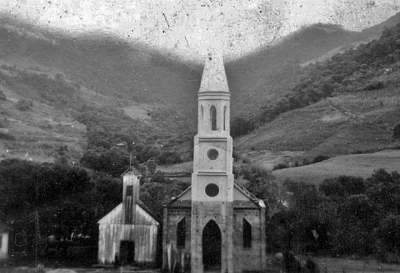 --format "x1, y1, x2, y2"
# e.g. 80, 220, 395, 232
205, 183, 219, 197
207, 149, 219, 160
